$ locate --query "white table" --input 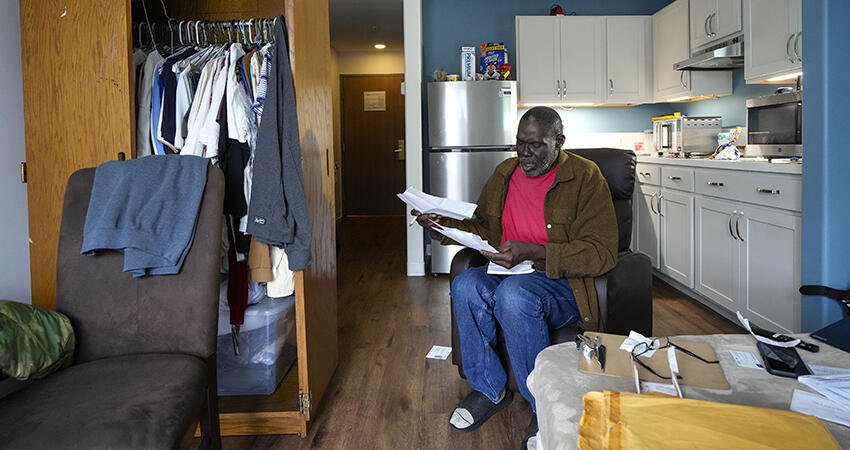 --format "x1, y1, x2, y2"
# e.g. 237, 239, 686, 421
527, 334, 850, 449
